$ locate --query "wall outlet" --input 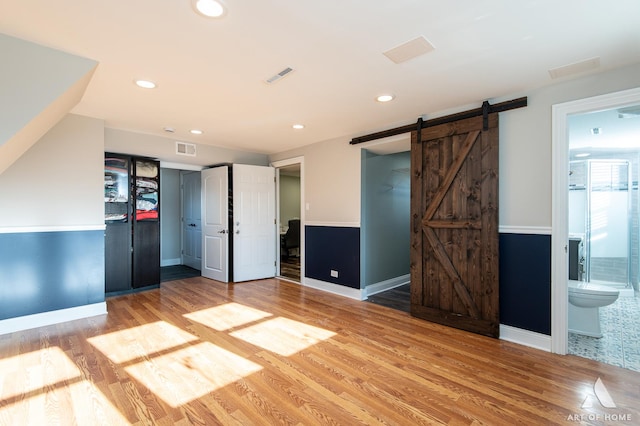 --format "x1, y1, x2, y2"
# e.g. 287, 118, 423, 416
330, 270, 339, 278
